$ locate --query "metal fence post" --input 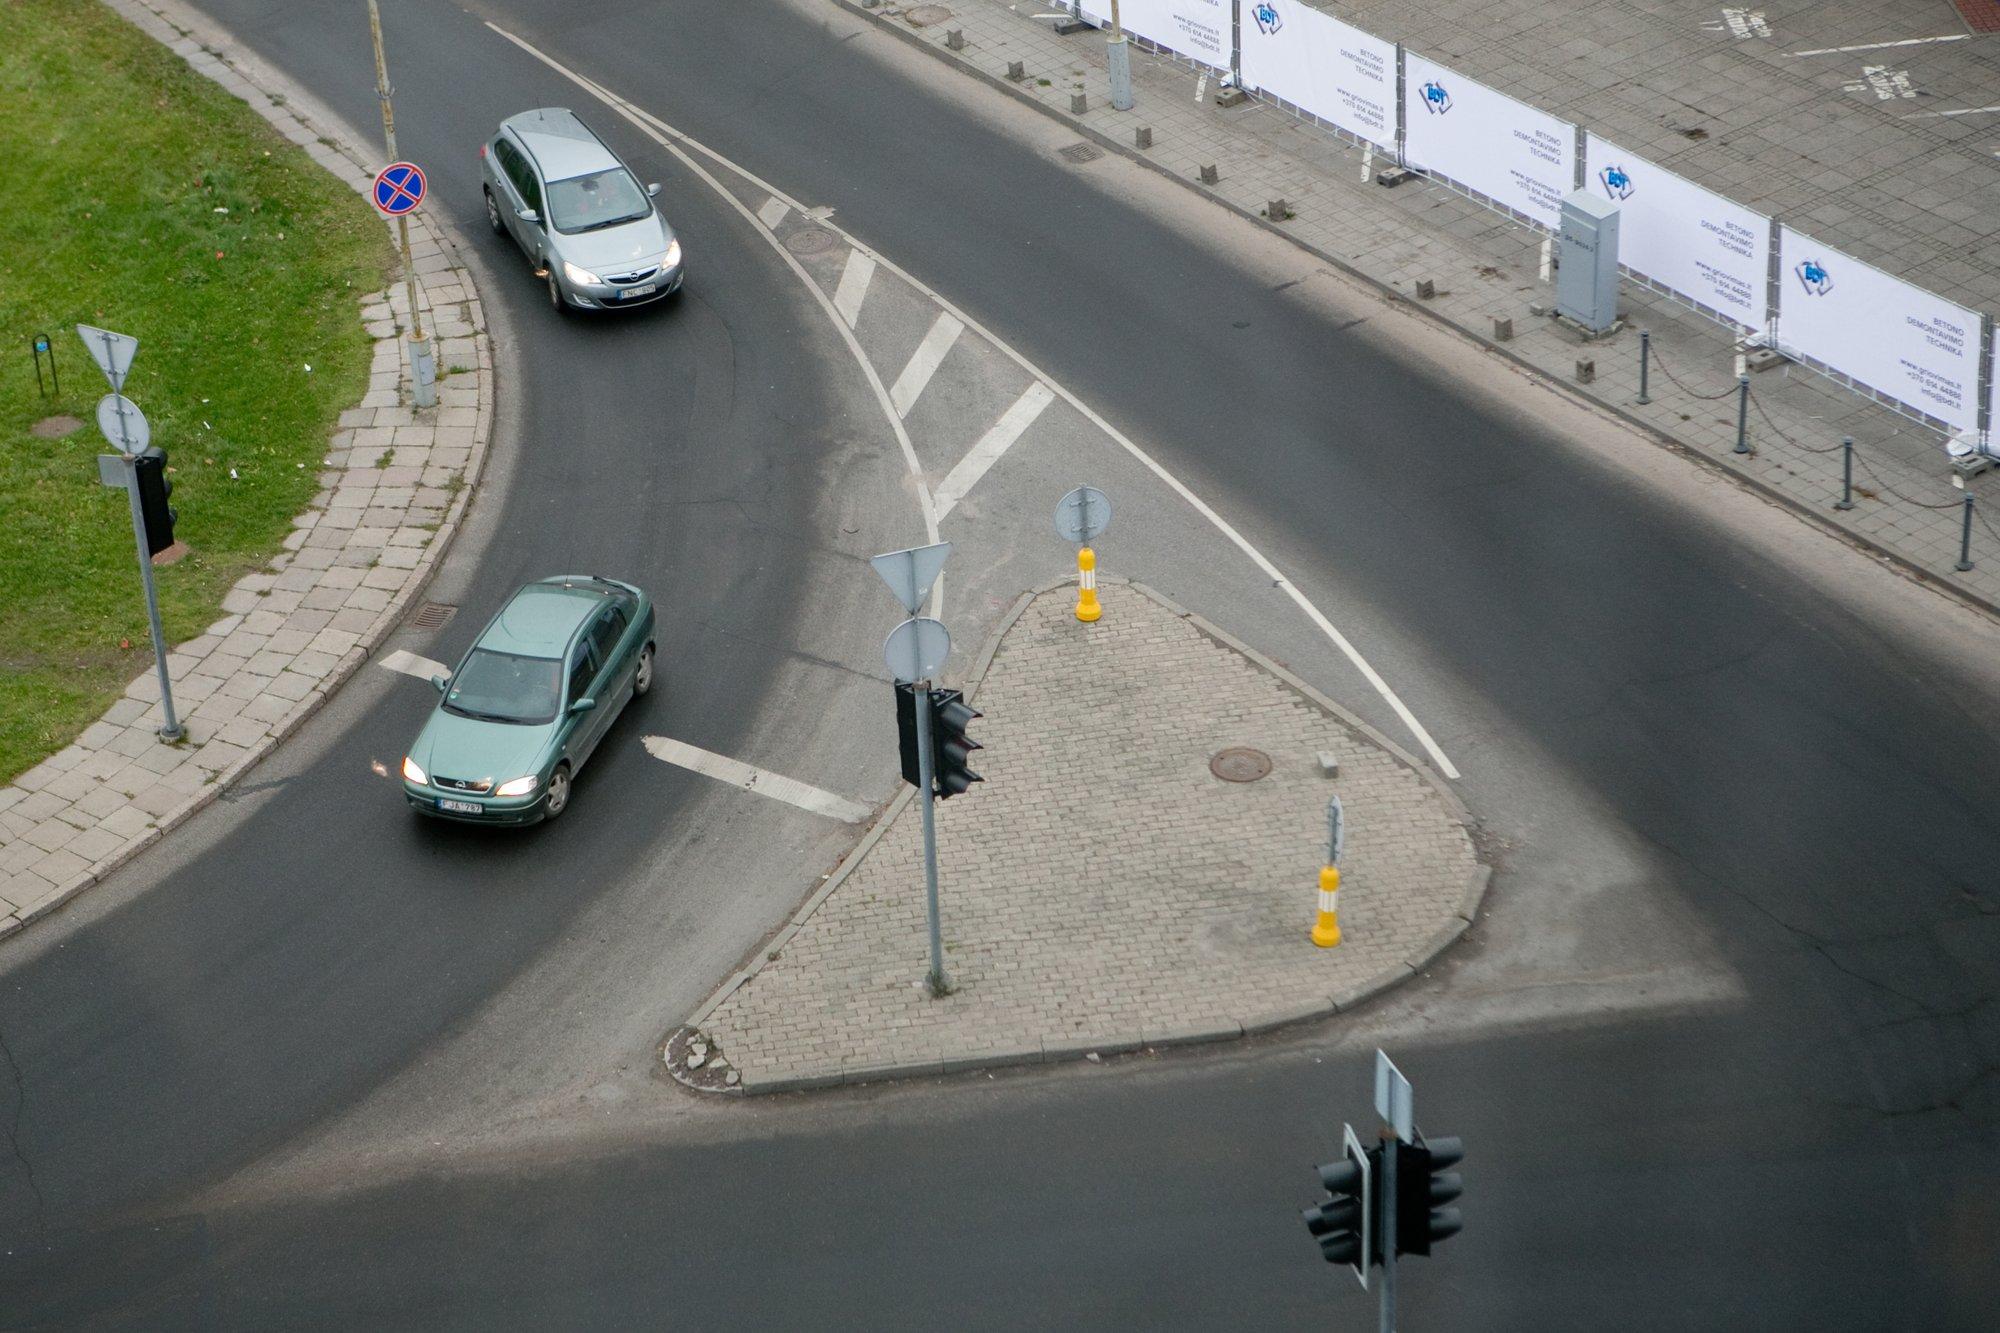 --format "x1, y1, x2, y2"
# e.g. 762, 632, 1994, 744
1835, 437, 1855, 510
1733, 375, 1751, 454
1956, 493, 1976, 572
1636, 330, 1651, 405
1394, 44, 1407, 168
